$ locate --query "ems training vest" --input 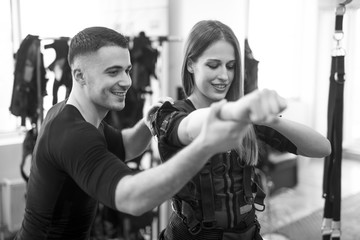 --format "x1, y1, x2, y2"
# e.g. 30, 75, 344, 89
9, 34, 48, 126
153, 99, 267, 234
